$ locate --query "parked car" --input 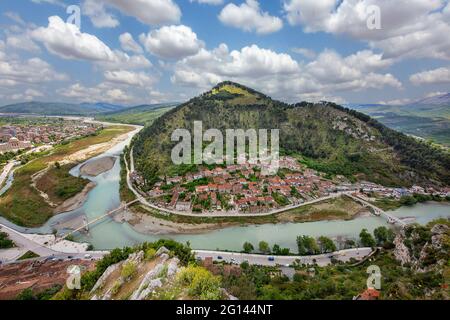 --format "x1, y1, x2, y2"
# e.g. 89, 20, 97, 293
217, 256, 223, 260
